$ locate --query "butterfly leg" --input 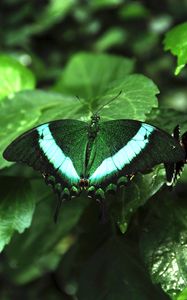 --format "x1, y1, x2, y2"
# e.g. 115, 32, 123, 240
53, 187, 71, 223
54, 196, 65, 223
95, 188, 107, 223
